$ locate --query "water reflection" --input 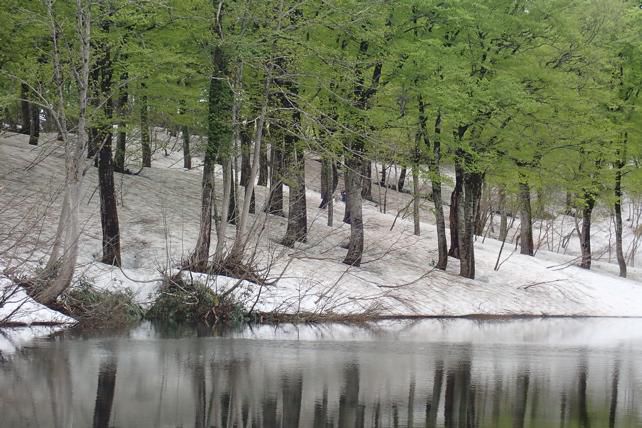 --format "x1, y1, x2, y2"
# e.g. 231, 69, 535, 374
1, 318, 642, 427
